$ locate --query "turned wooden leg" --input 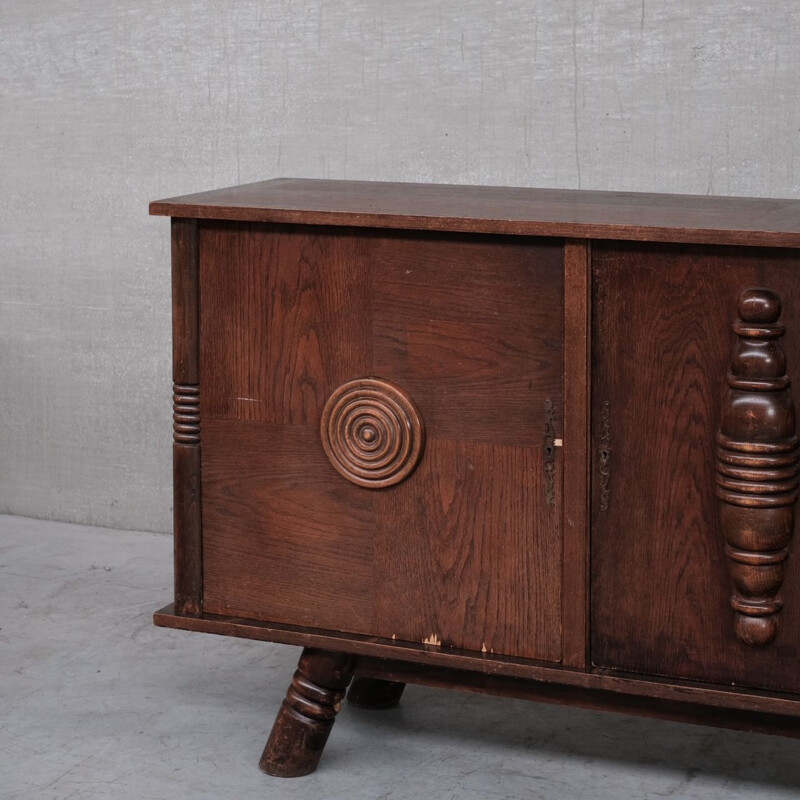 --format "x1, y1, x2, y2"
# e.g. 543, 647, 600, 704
260, 648, 355, 778
347, 677, 406, 709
